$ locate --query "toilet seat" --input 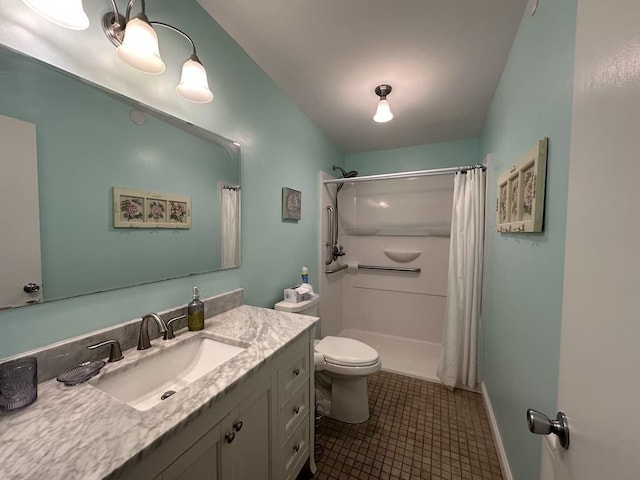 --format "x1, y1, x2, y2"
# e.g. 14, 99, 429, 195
315, 336, 380, 368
